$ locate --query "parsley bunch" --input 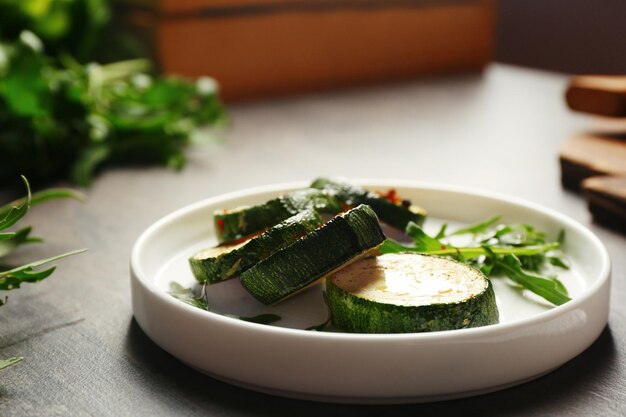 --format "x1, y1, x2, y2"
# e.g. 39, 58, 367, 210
0, 1, 226, 186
